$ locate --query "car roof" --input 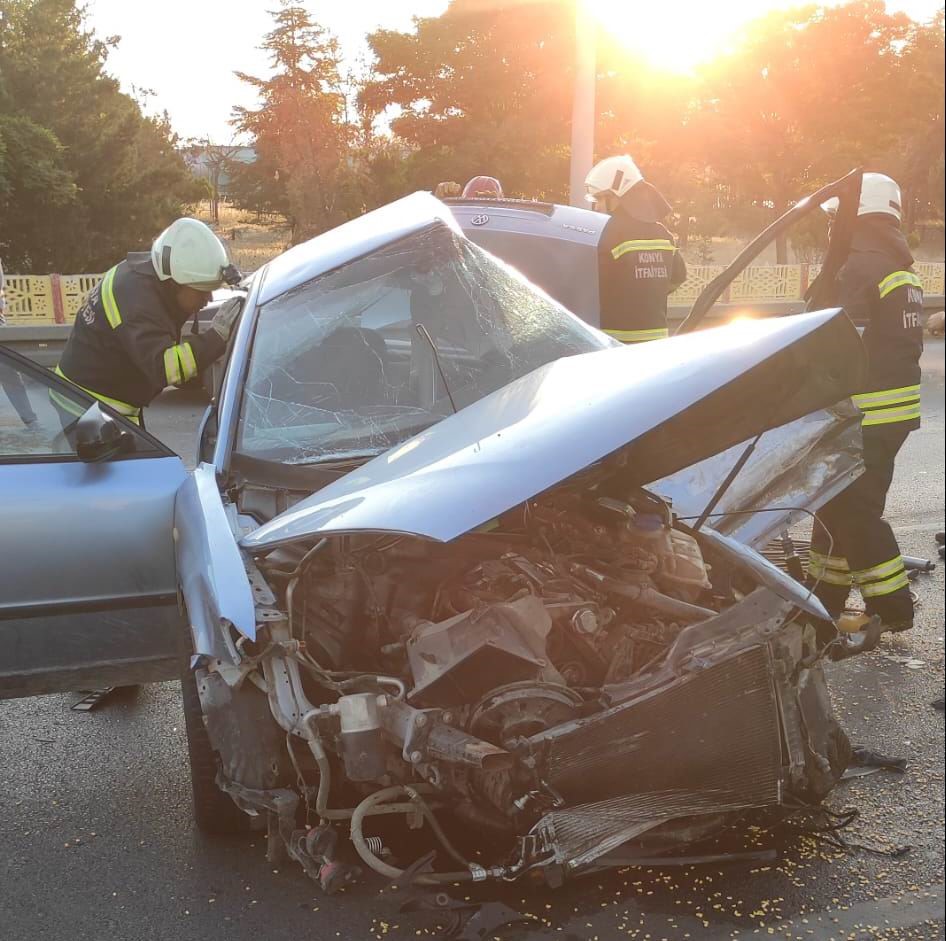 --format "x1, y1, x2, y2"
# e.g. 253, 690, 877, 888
257, 192, 462, 306
447, 198, 607, 247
